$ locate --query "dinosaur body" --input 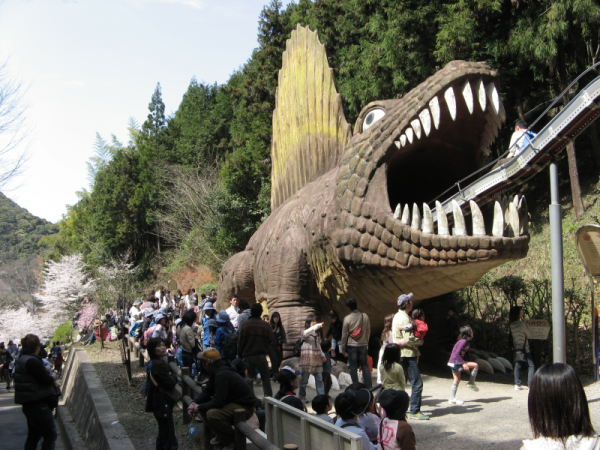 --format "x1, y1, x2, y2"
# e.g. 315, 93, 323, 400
218, 26, 529, 344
